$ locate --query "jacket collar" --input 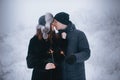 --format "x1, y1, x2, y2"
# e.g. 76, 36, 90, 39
58, 22, 76, 34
